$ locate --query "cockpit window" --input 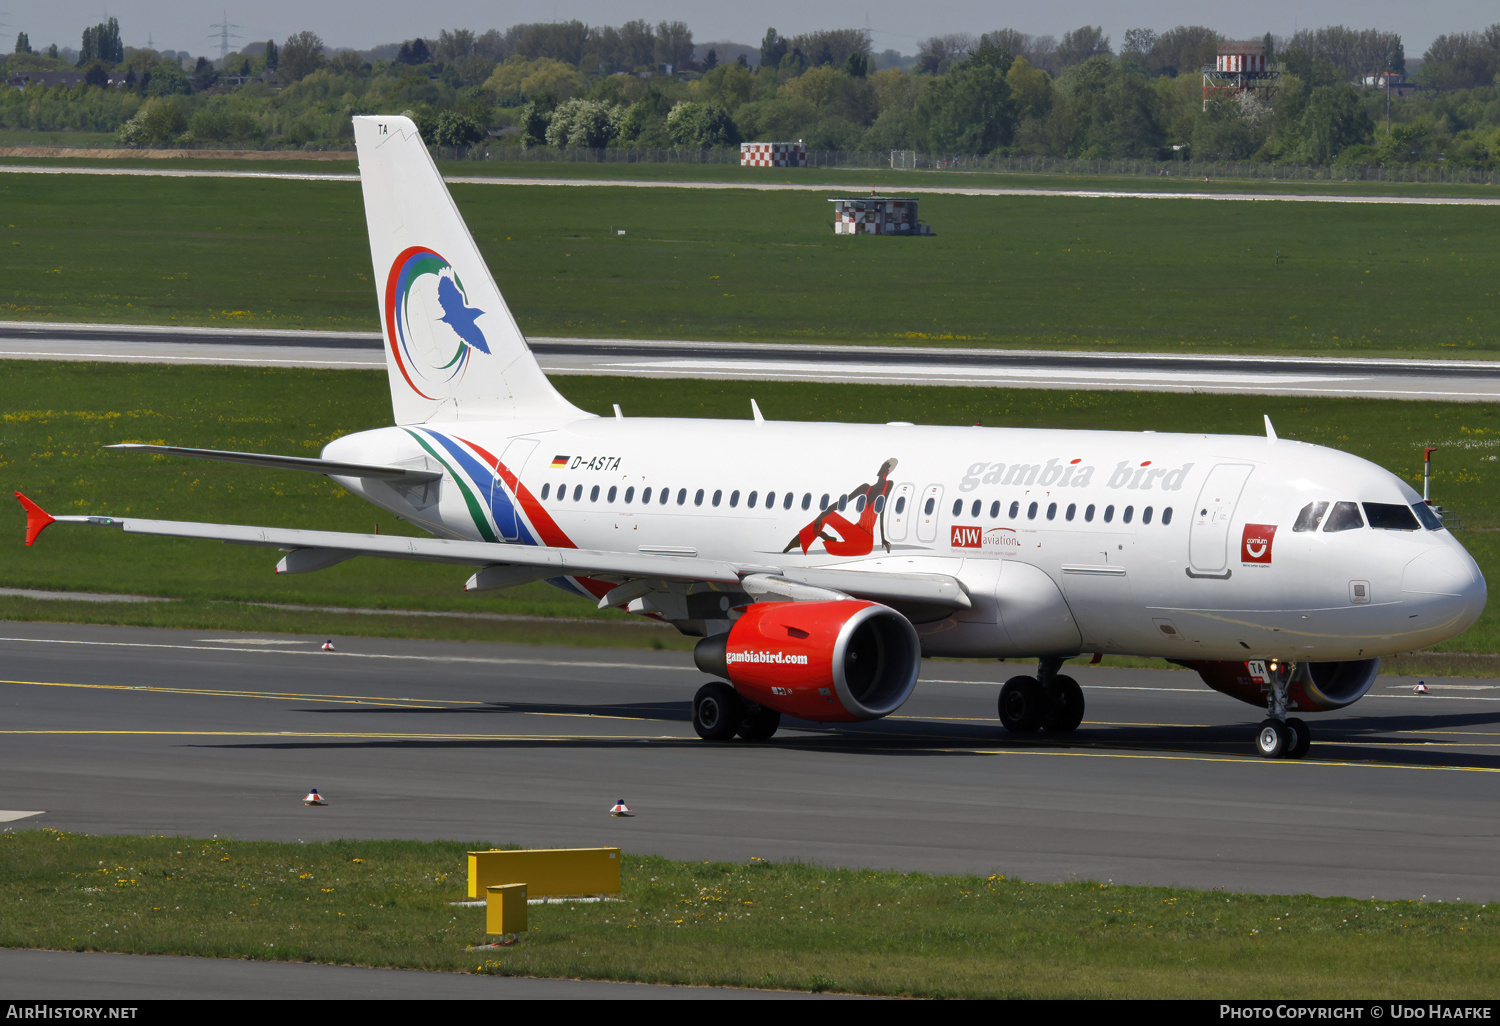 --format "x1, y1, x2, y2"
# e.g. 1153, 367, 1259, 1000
1293, 501, 1329, 533
1363, 502, 1421, 531
1412, 502, 1445, 531
1323, 501, 1364, 533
